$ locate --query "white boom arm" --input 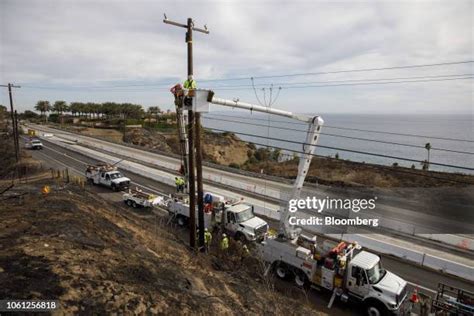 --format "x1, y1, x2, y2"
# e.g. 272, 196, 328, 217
207, 91, 324, 239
